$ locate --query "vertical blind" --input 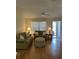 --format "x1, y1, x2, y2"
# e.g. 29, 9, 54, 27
32, 22, 47, 31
